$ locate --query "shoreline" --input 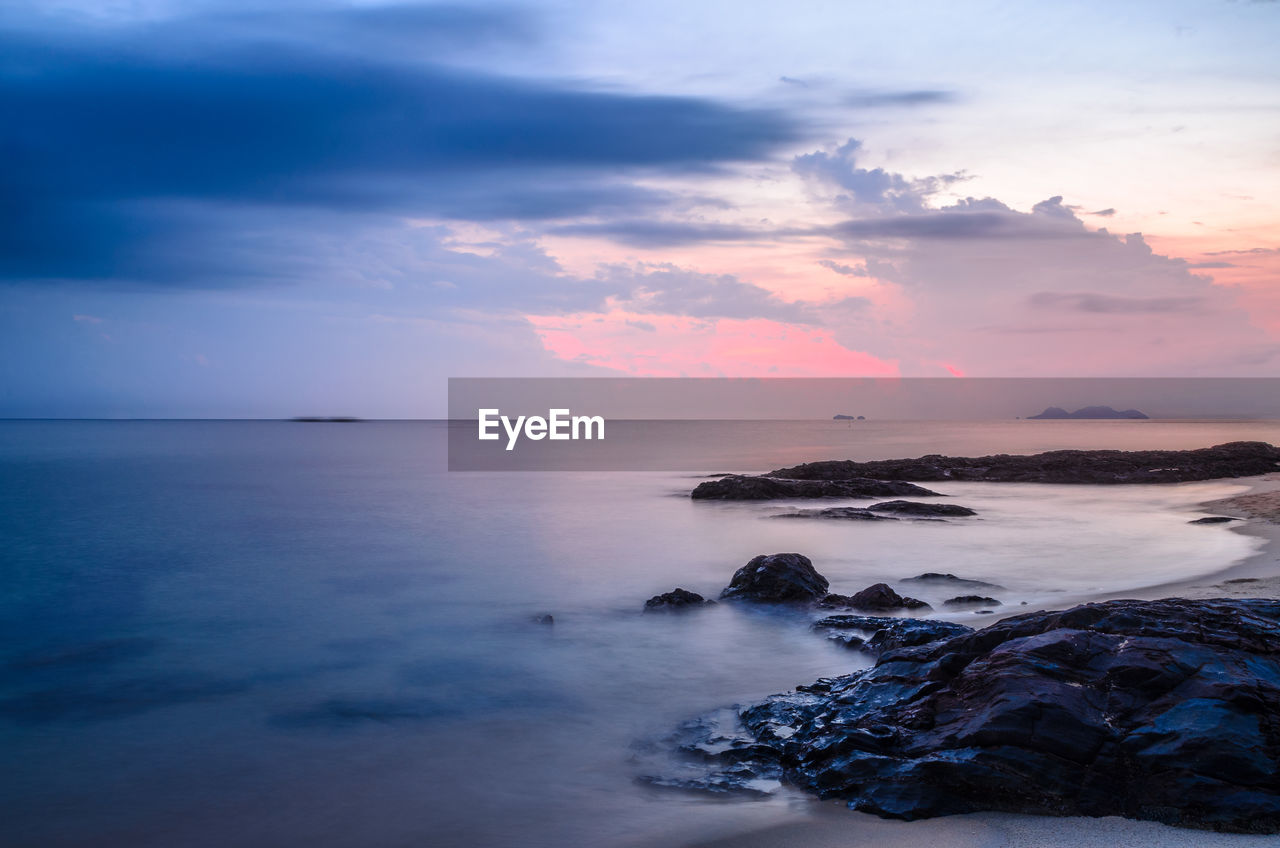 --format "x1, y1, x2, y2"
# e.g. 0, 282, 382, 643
664, 470, 1280, 848
1129, 471, 1280, 602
